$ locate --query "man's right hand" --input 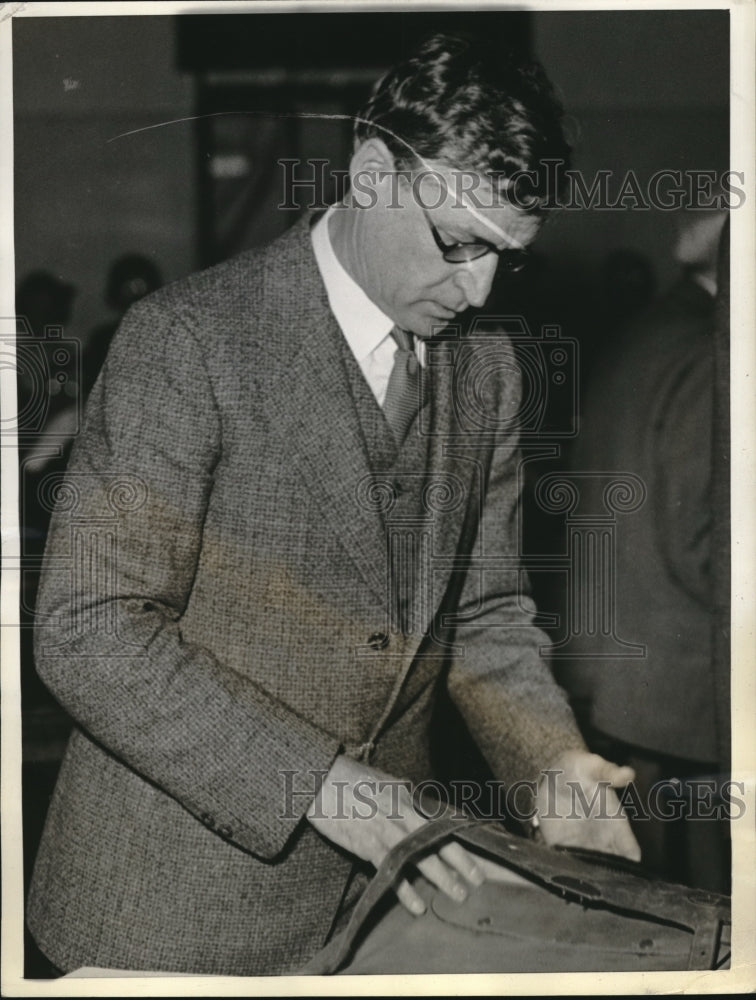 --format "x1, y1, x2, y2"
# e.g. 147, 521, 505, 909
306, 755, 484, 915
